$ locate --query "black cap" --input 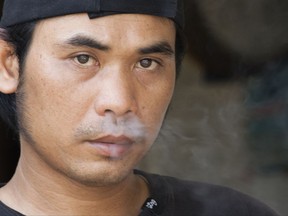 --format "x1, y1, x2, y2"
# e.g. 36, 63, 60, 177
0, 0, 184, 28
